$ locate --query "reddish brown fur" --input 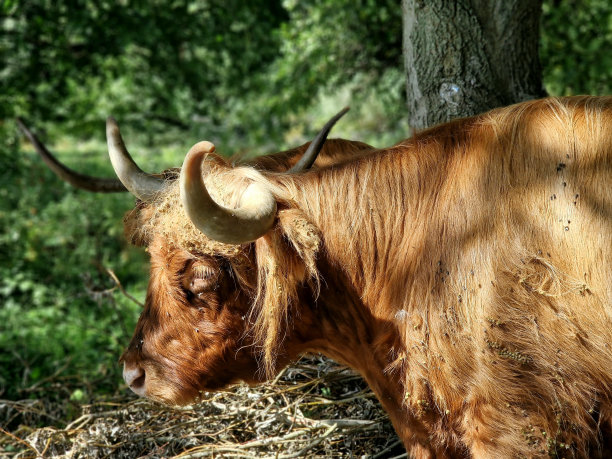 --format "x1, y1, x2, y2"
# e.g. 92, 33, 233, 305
121, 97, 612, 458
